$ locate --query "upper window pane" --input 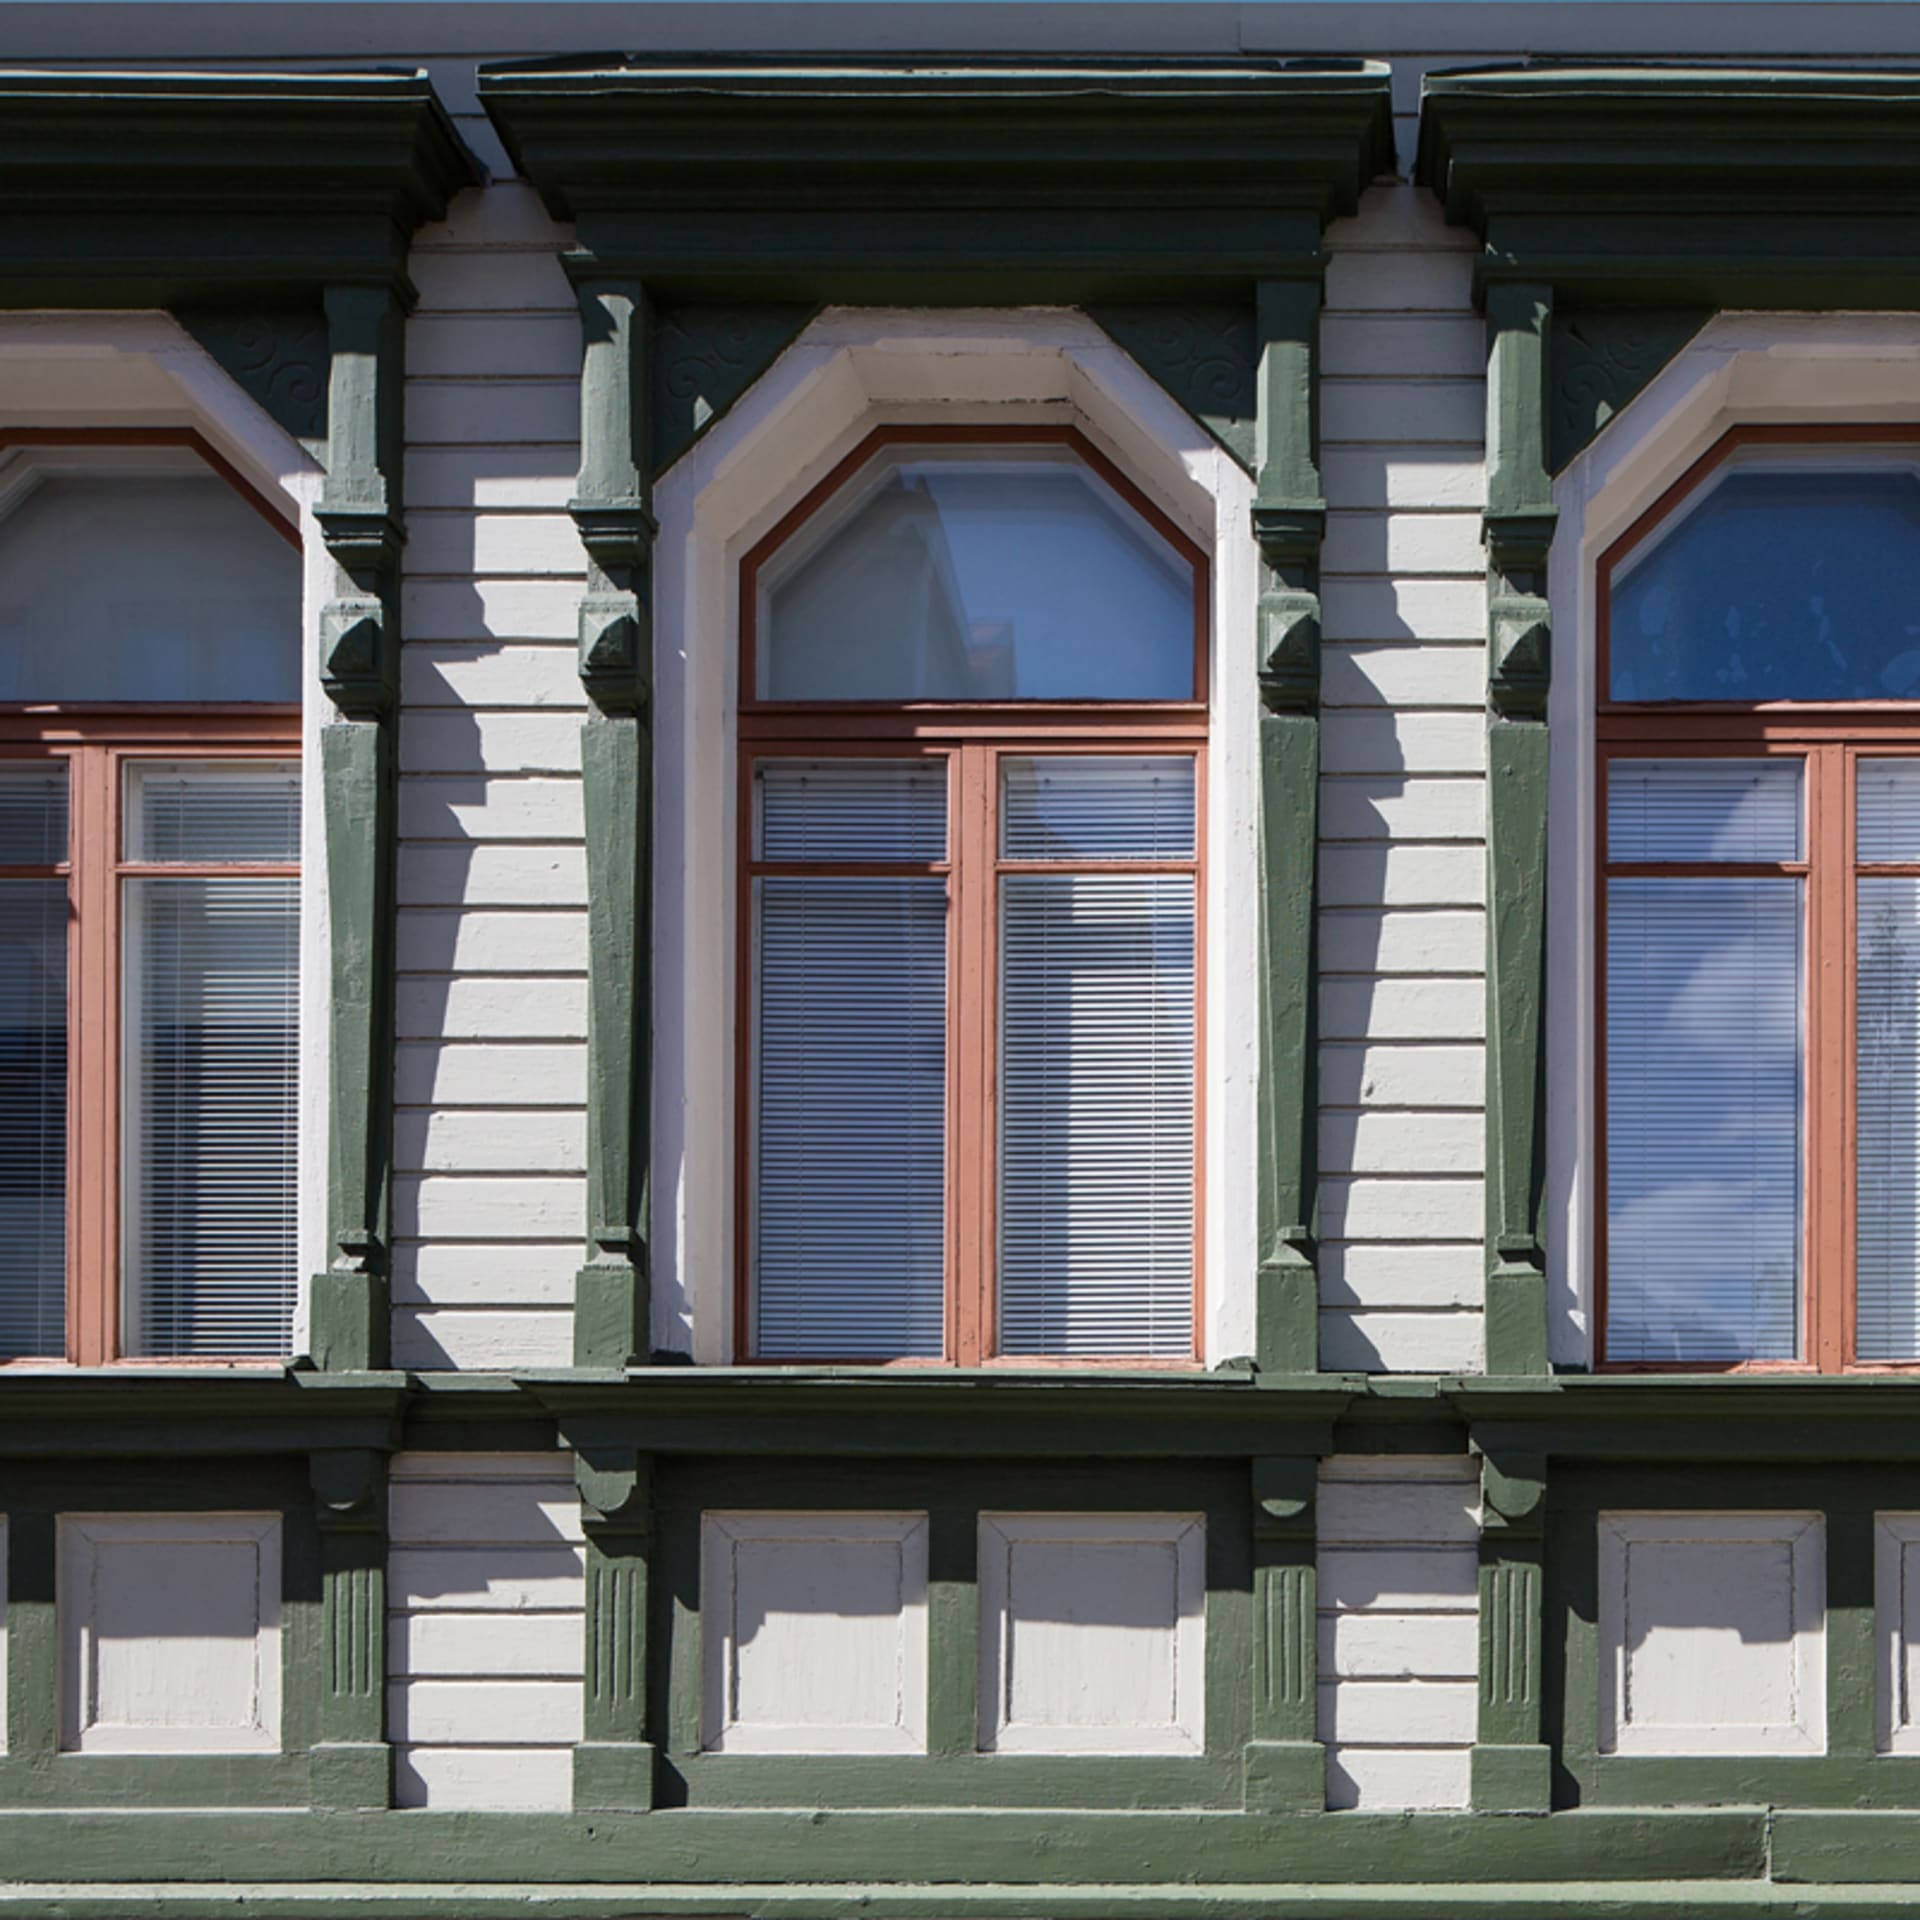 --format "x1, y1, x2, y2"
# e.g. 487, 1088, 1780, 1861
756, 444, 1197, 703
1609, 457, 1920, 703
1607, 759, 1802, 863
0, 452, 300, 704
